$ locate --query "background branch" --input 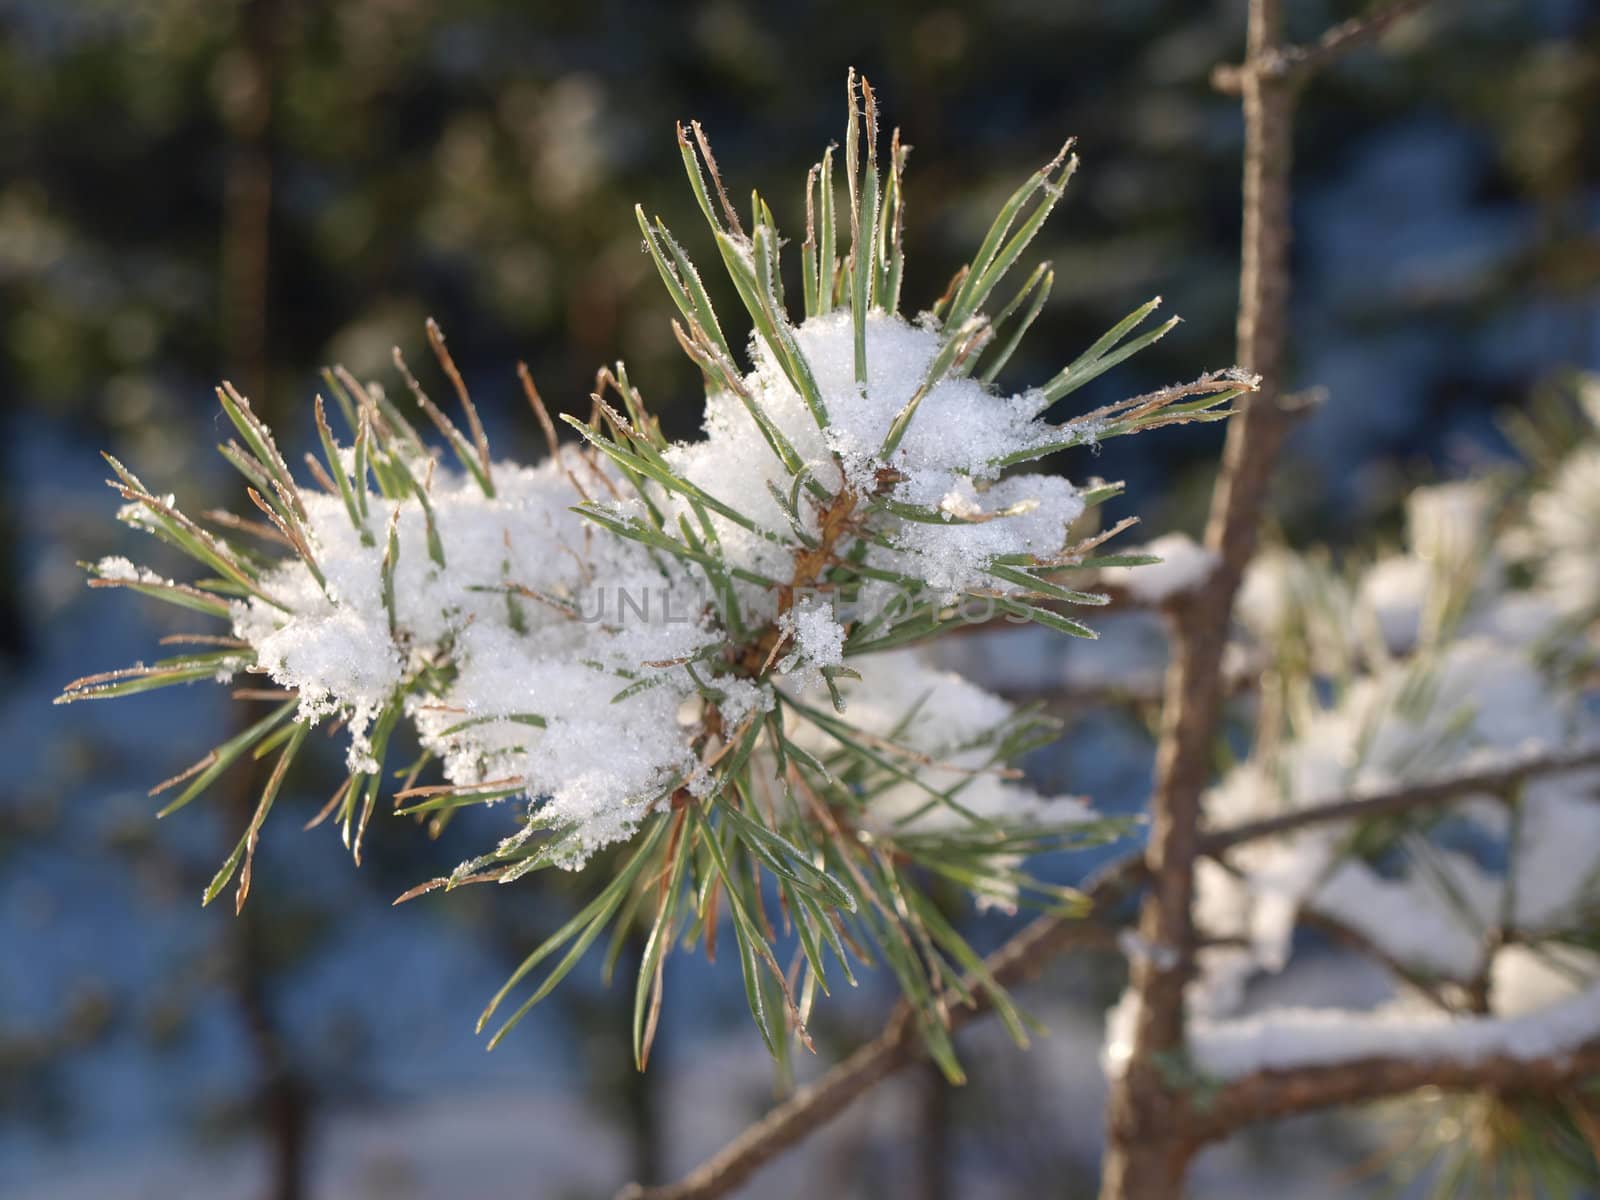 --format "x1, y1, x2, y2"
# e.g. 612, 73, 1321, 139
1191, 1039, 1600, 1142
620, 735, 1595, 1199
1198, 746, 1600, 856
1295, 908, 1458, 1013
1212, 0, 1432, 94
